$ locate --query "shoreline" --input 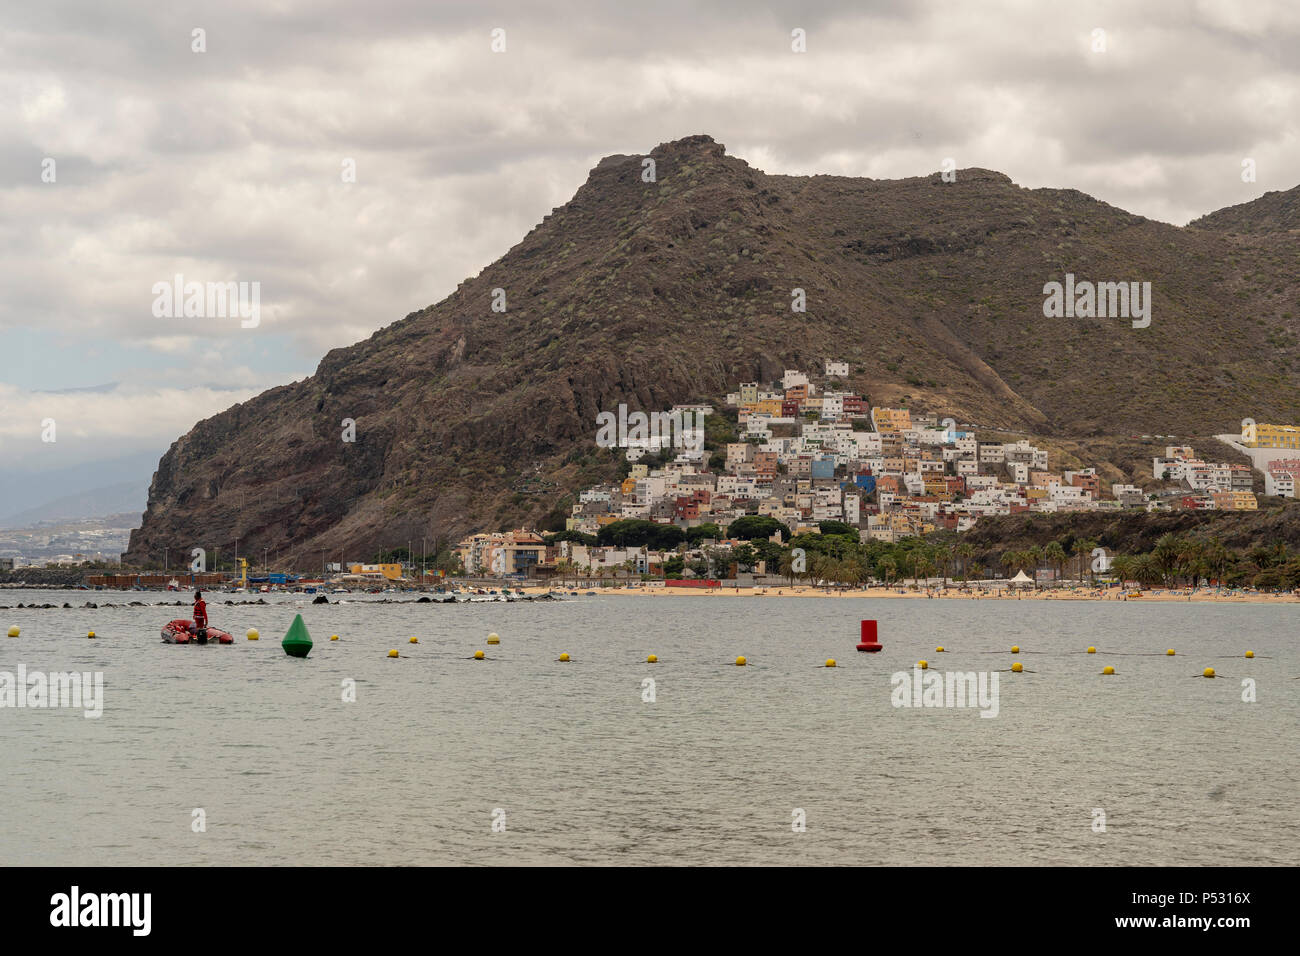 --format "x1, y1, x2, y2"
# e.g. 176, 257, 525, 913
522, 584, 1300, 604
